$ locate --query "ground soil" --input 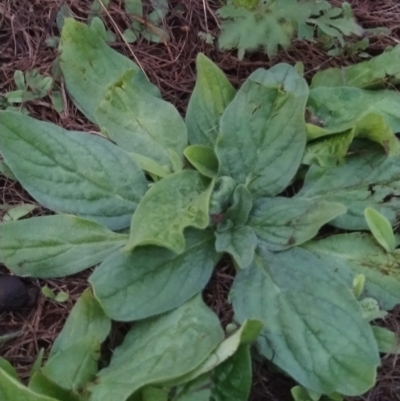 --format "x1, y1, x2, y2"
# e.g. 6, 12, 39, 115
1, 1, 400, 400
